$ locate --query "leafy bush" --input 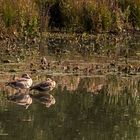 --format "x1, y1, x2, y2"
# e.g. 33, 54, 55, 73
0, 0, 140, 34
